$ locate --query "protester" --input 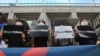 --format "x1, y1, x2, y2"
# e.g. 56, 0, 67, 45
95, 24, 100, 46
75, 18, 97, 45
2, 20, 30, 47
0, 12, 8, 48
15, 20, 31, 47
53, 25, 73, 46
31, 20, 50, 47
